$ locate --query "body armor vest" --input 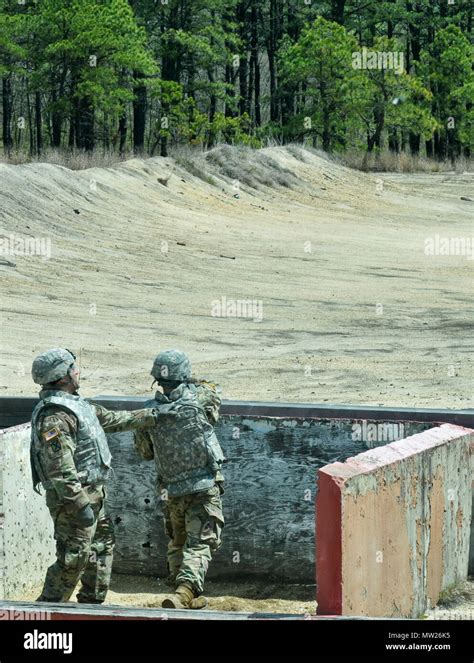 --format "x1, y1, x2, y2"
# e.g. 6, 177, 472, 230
31, 391, 112, 490
146, 384, 225, 497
